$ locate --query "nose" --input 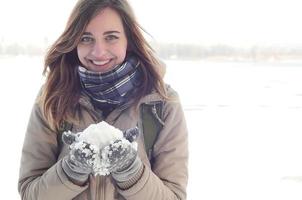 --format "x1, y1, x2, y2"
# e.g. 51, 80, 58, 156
90, 40, 107, 58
